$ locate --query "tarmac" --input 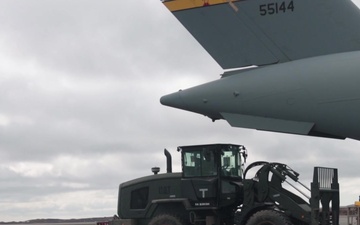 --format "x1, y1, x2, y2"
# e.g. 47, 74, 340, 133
2, 216, 353, 225
1, 223, 95, 225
